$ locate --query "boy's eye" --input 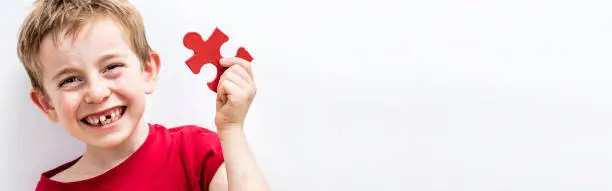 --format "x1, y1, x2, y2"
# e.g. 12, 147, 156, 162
58, 76, 83, 88
103, 63, 125, 73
